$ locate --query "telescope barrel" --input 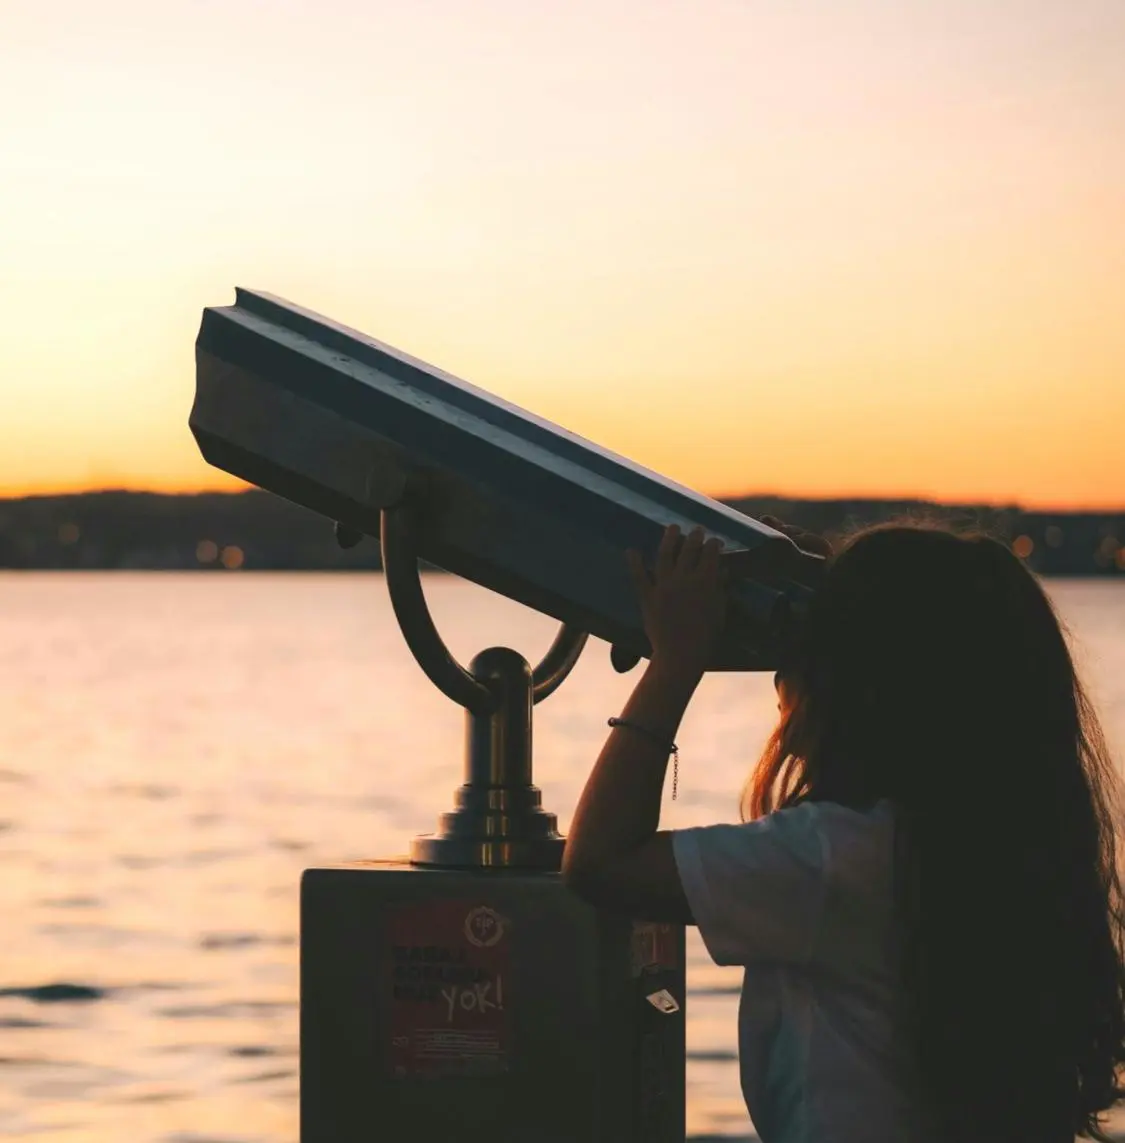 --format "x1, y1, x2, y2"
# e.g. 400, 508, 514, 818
190, 289, 821, 671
